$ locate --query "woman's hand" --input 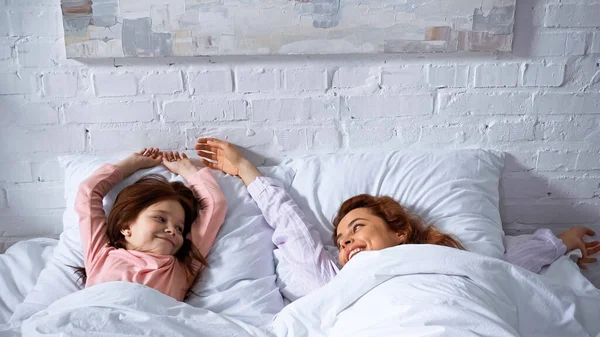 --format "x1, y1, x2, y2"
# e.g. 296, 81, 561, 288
558, 226, 600, 269
115, 148, 163, 177
162, 151, 200, 179
194, 138, 261, 186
